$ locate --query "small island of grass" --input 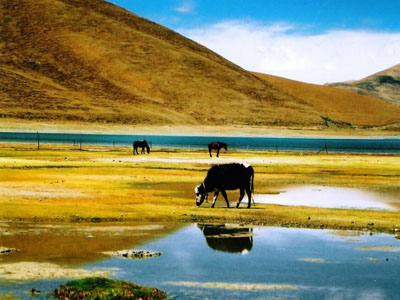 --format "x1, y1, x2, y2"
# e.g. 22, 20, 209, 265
54, 277, 166, 300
